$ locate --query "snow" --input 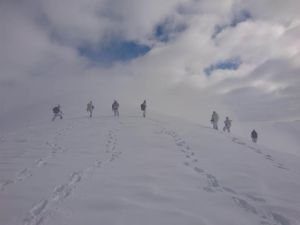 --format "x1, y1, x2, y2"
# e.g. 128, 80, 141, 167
1, 111, 300, 225
236, 119, 300, 156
